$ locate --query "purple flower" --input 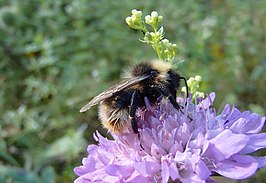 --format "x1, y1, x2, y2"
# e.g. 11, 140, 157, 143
74, 92, 266, 183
